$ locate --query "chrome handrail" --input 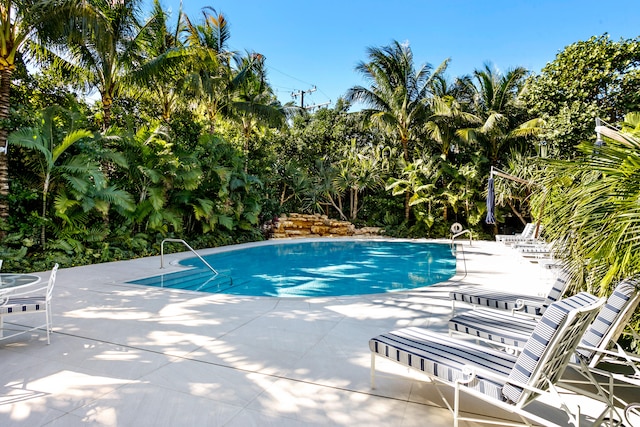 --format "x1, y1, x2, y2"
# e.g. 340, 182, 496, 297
451, 229, 472, 246
160, 238, 218, 275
